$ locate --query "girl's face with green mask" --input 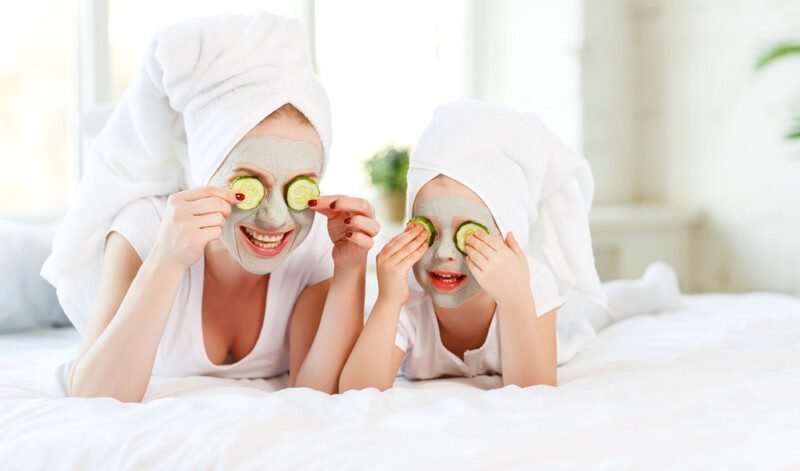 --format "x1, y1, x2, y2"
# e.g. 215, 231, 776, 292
411, 175, 500, 308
